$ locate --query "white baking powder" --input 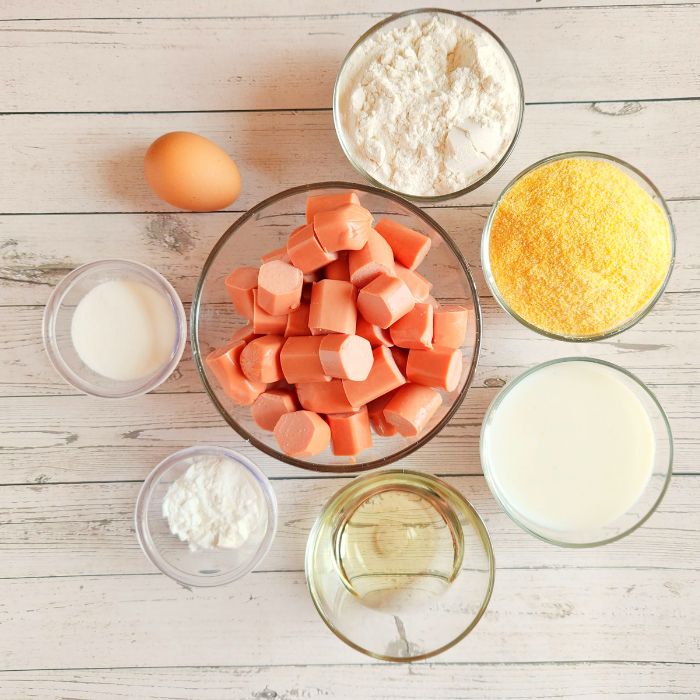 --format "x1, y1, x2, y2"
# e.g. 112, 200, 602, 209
162, 455, 266, 551
338, 16, 520, 196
